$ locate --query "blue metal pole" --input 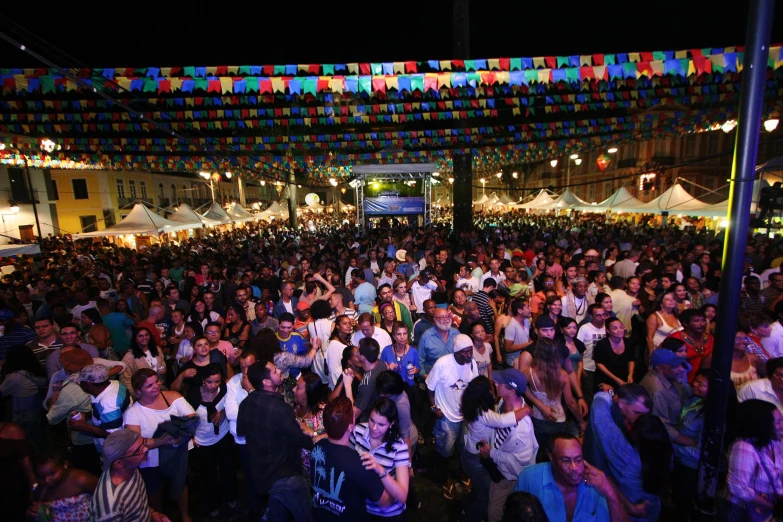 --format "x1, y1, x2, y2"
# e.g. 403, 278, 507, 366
694, 0, 774, 519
